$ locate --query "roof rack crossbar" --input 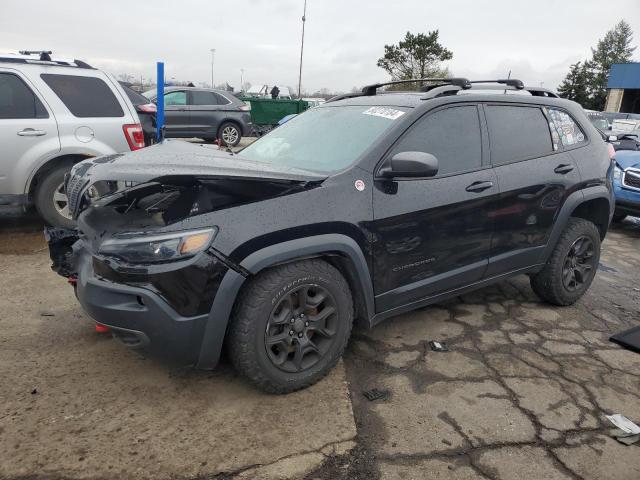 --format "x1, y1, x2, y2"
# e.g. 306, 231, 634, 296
470, 78, 525, 89
361, 77, 472, 96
